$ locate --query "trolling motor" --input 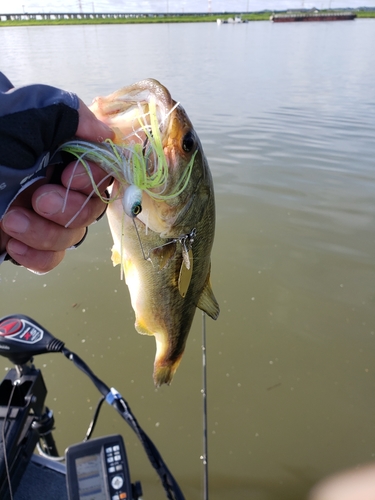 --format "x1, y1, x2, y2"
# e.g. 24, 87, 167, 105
0, 314, 185, 500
